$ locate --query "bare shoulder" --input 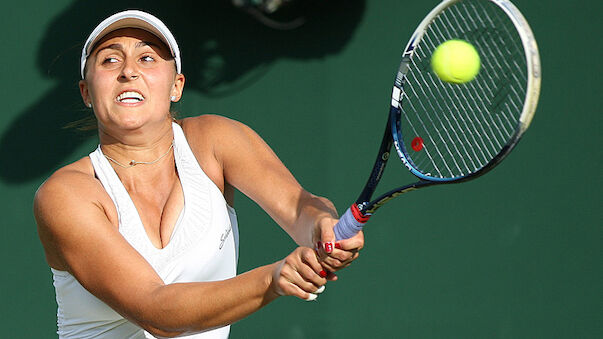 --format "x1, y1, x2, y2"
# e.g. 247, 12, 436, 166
34, 157, 116, 269
35, 158, 103, 209
179, 114, 264, 153
180, 114, 248, 143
